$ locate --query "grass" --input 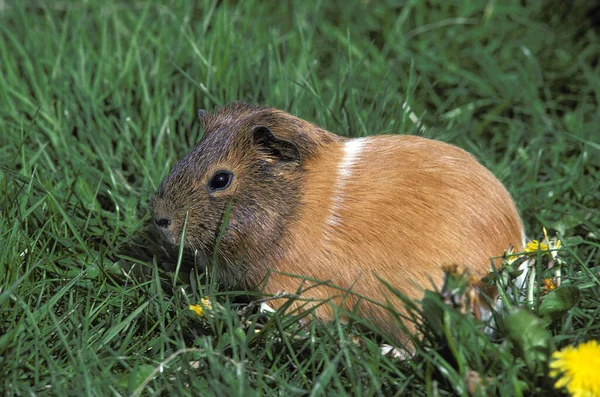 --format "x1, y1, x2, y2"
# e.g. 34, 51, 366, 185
1, 0, 599, 395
